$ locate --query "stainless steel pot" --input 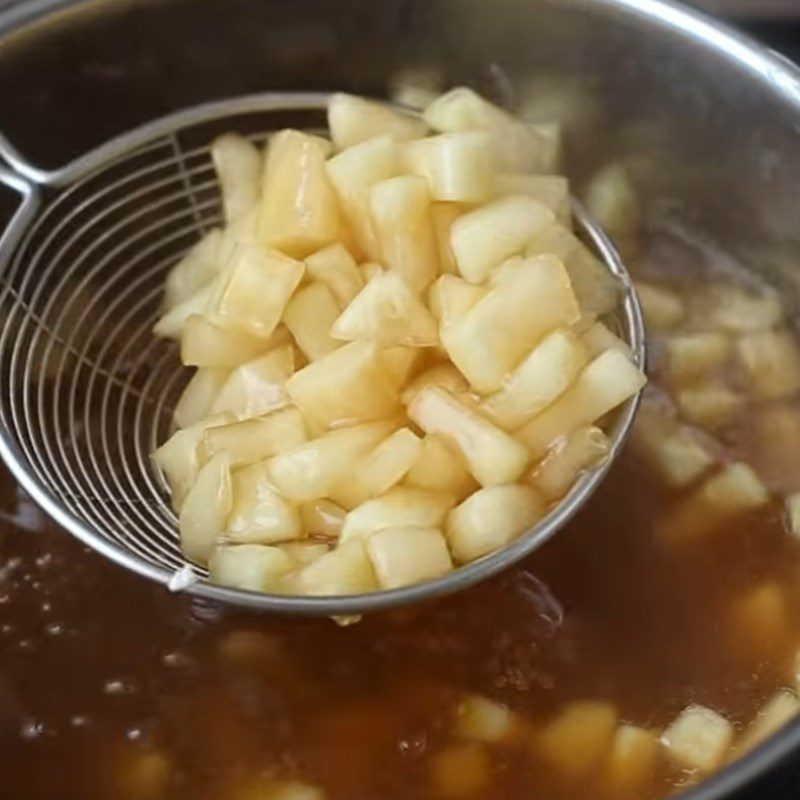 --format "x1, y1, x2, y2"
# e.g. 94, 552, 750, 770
0, 0, 797, 796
